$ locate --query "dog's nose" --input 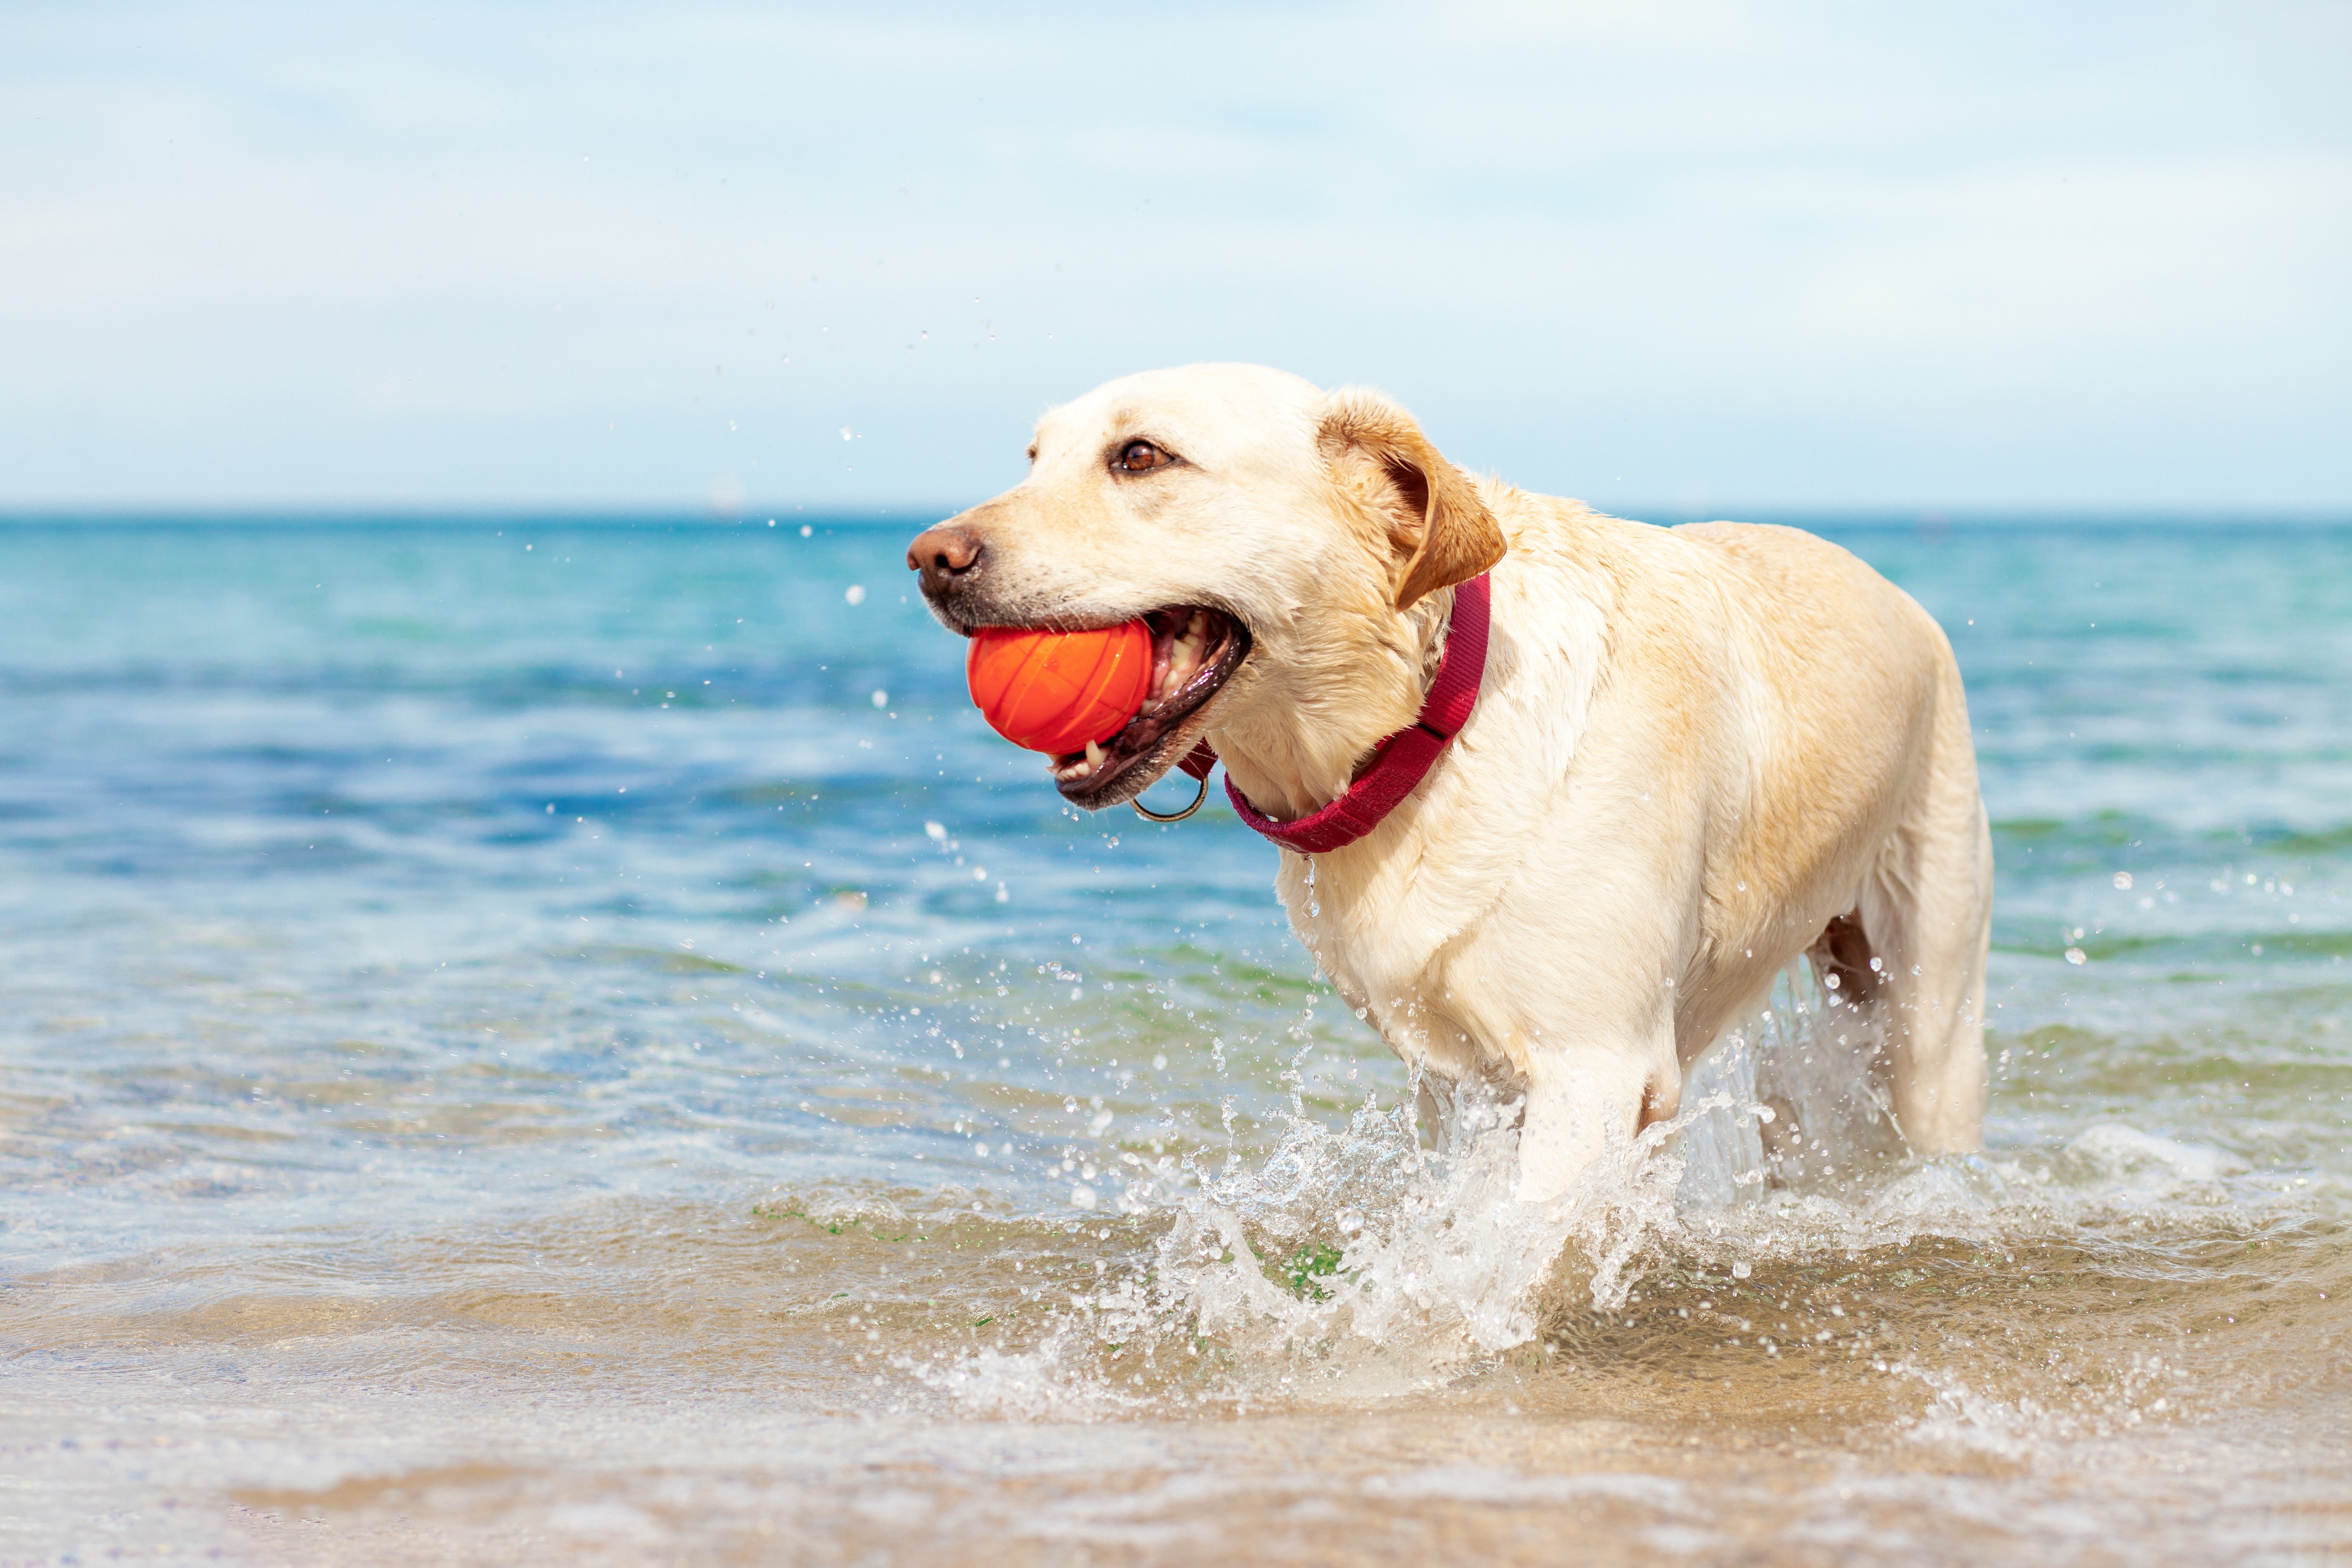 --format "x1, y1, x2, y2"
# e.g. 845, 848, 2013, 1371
906, 524, 985, 596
